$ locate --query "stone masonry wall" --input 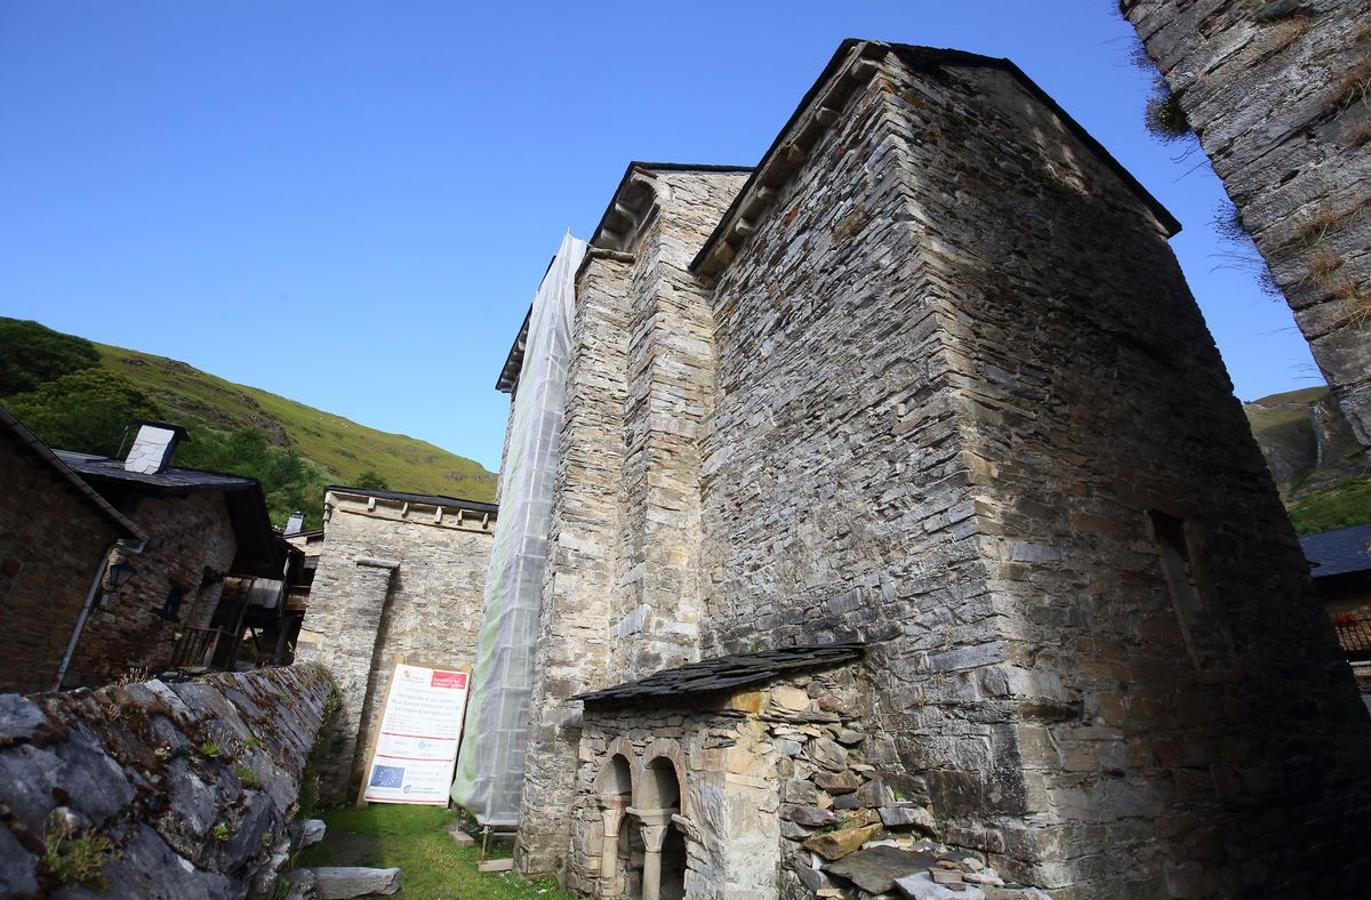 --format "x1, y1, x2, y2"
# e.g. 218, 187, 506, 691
300, 493, 492, 805
893, 56, 1371, 897
0, 664, 332, 898
612, 169, 749, 681
517, 171, 748, 876
0, 435, 125, 695
573, 667, 1036, 900
518, 249, 631, 872
700, 47, 1371, 896
1123, 0, 1371, 444
68, 491, 238, 687
700, 56, 1030, 881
